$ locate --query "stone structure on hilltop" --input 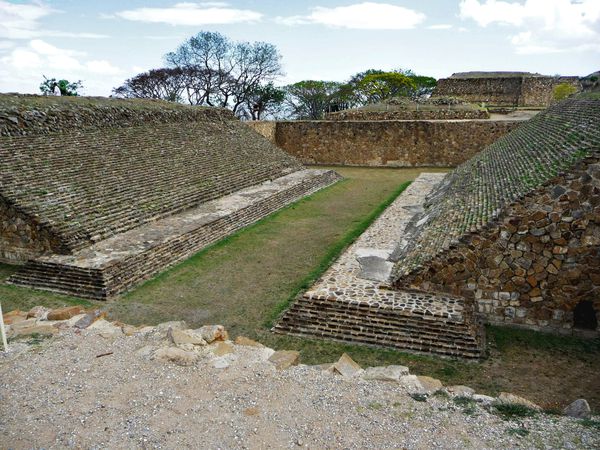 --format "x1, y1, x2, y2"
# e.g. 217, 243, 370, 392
325, 97, 490, 121
0, 95, 341, 299
276, 96, 599, 358
432, 72, 582, 108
